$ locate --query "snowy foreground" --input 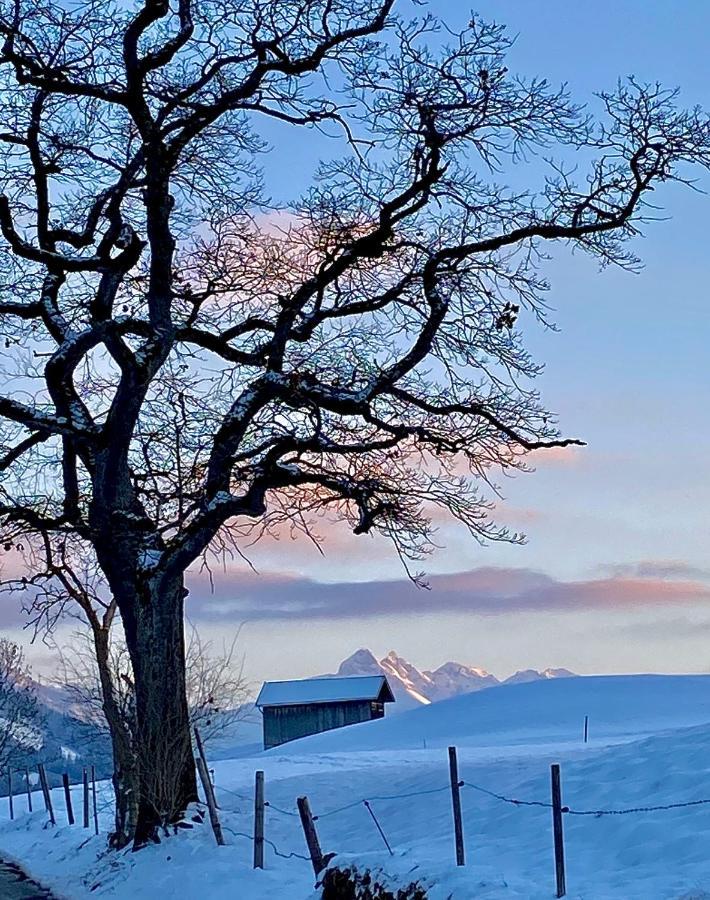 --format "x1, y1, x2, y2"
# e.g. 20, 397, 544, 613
3, 674, 710, 899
